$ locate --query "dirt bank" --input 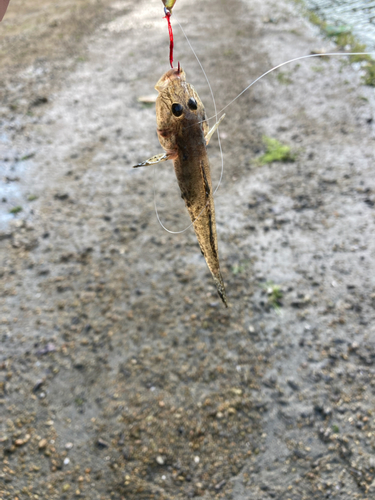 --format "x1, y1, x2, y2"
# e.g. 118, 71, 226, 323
1, 0, 375, 499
